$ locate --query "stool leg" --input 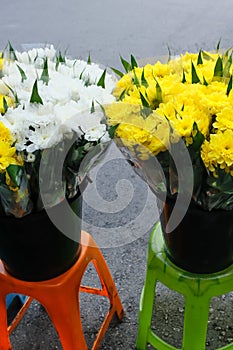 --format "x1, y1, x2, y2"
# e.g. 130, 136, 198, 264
182, 295, 210, 350
0, 296, 12, 350
136, 268, 157, 350
44, 289, 88, 350
90, 246, 124, 321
